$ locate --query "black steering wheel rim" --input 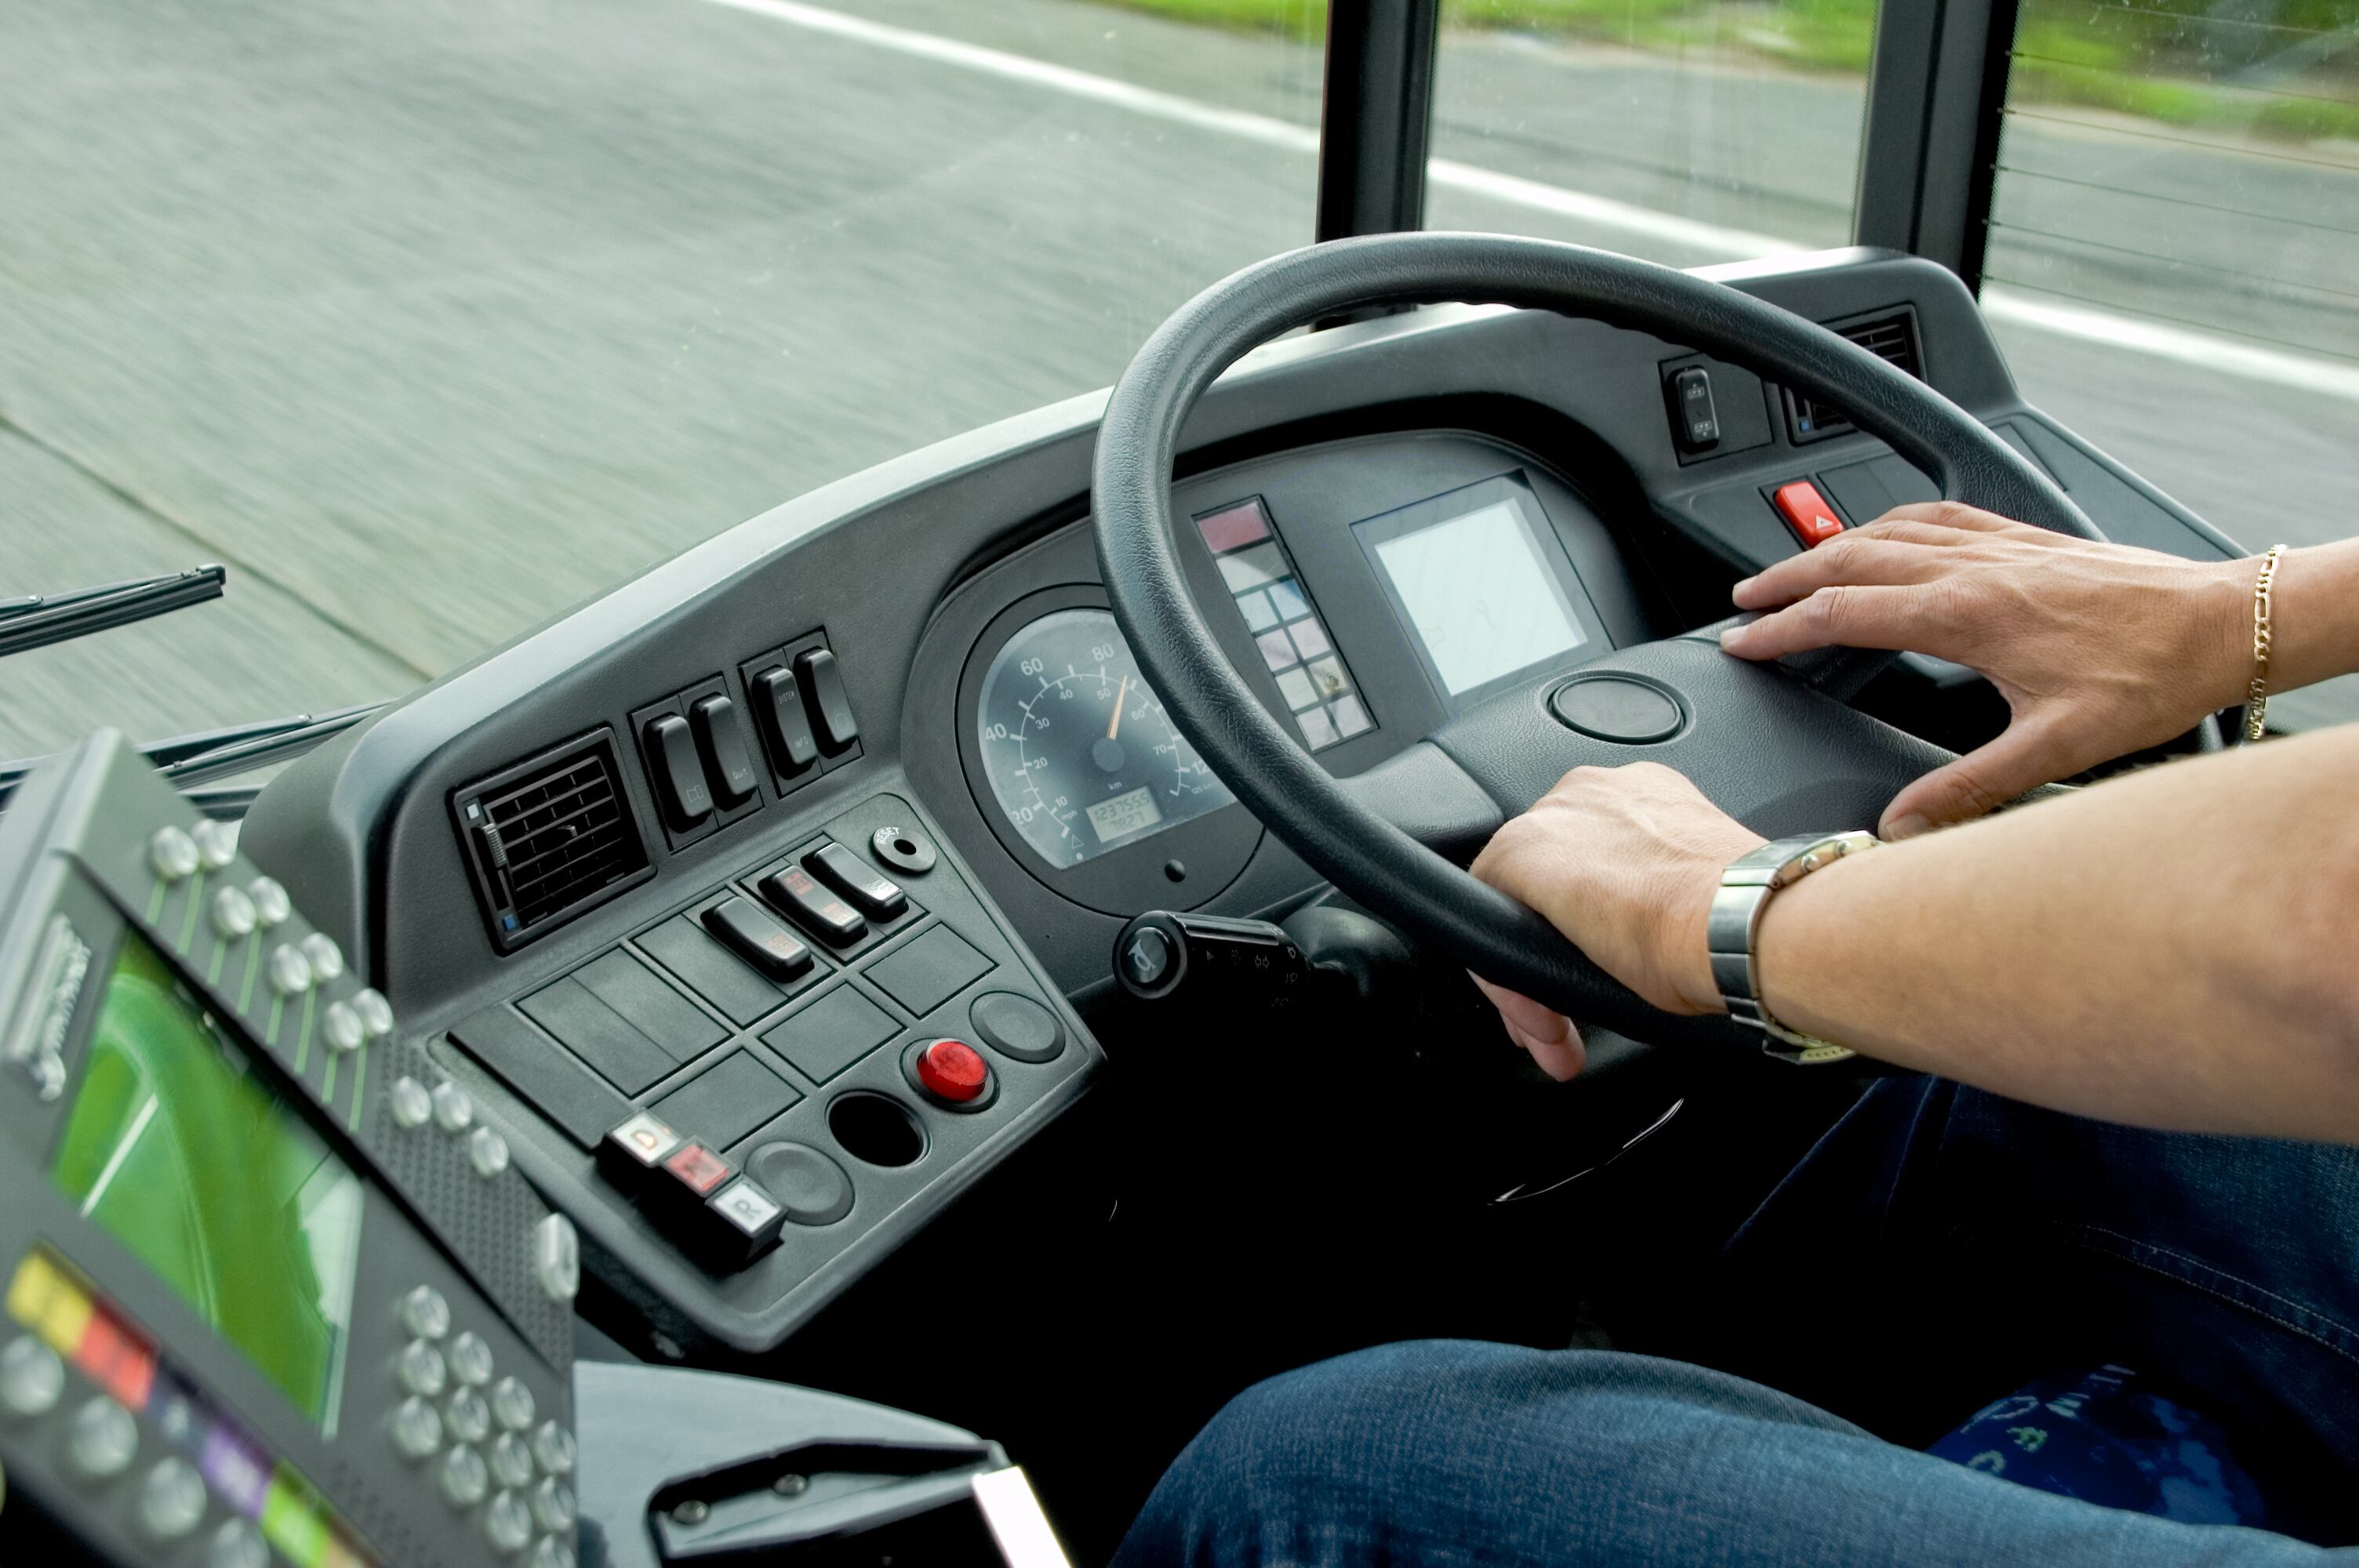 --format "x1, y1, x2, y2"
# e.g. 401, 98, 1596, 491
1091, 233, 2095, 1036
